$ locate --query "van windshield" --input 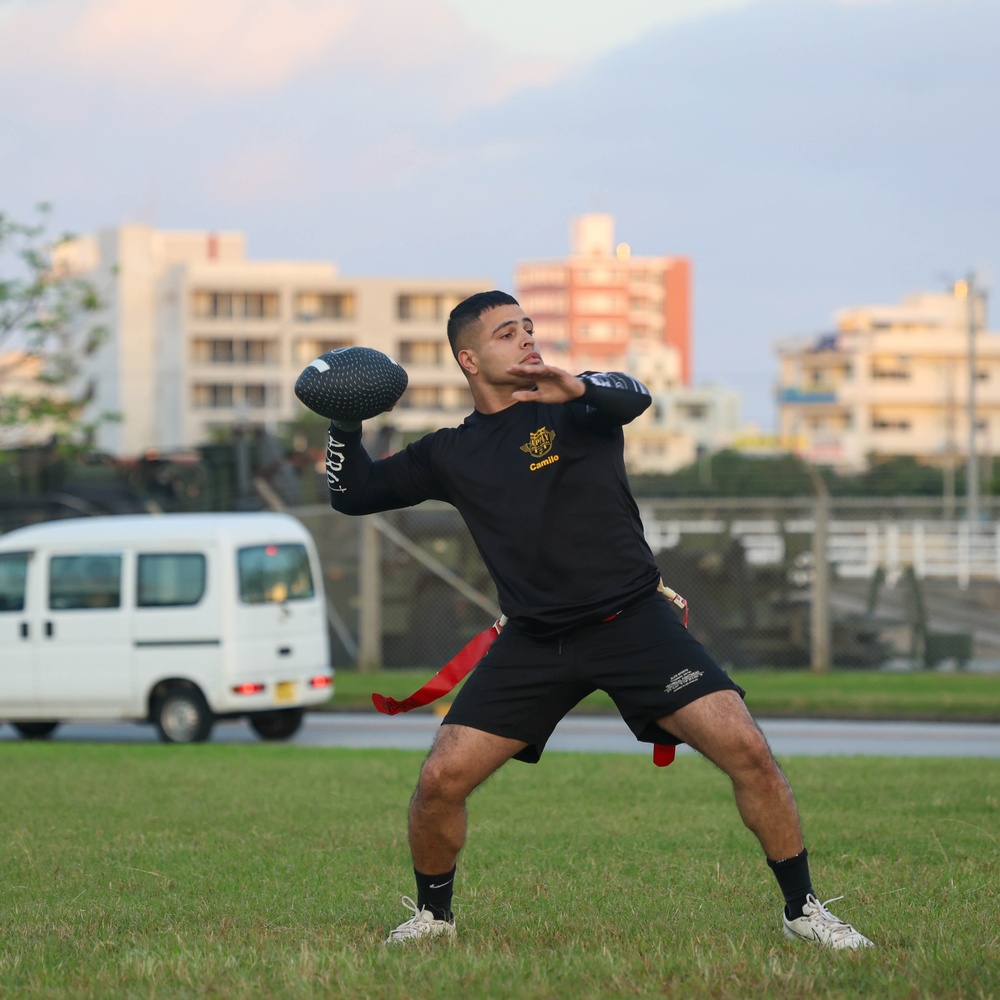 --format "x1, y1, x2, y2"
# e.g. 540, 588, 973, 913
237, 544, 315, 604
